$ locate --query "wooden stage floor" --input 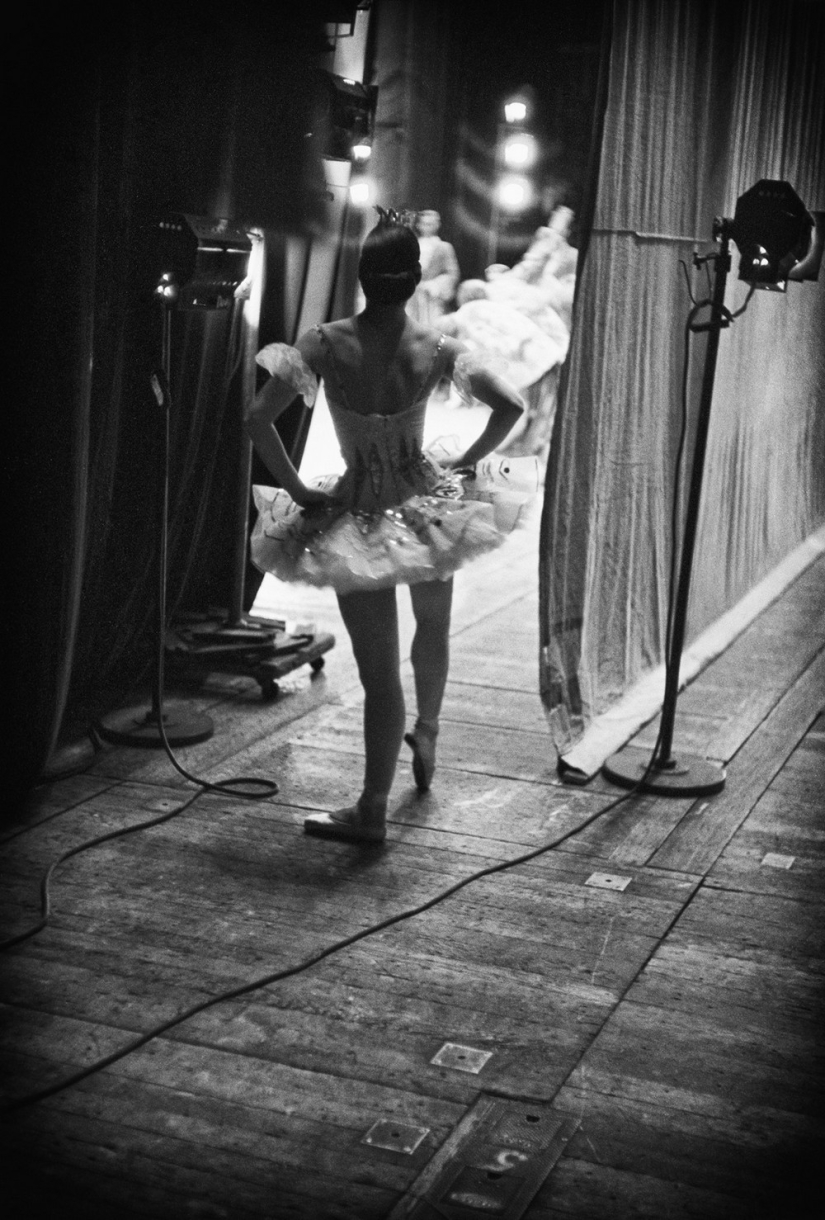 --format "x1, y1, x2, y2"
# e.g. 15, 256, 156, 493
2, 512, 823, 1220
